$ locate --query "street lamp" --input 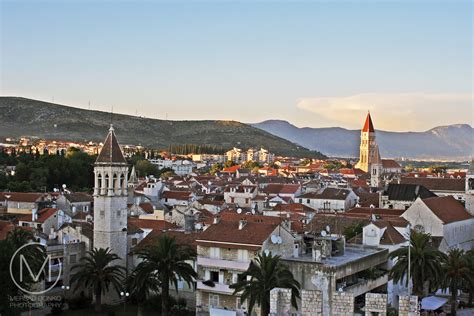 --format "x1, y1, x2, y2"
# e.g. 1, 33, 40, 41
61, 285, 70, 310
120, 291, 130, 315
